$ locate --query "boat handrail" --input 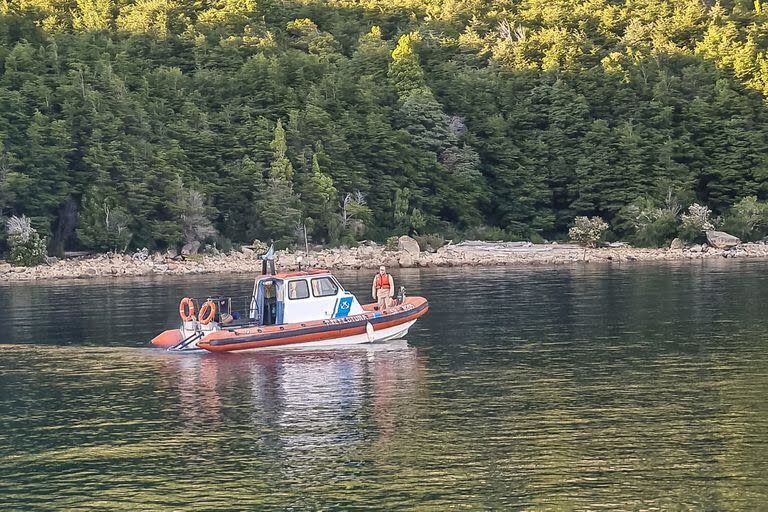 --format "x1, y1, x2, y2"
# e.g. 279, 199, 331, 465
183, 294, 255, 324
